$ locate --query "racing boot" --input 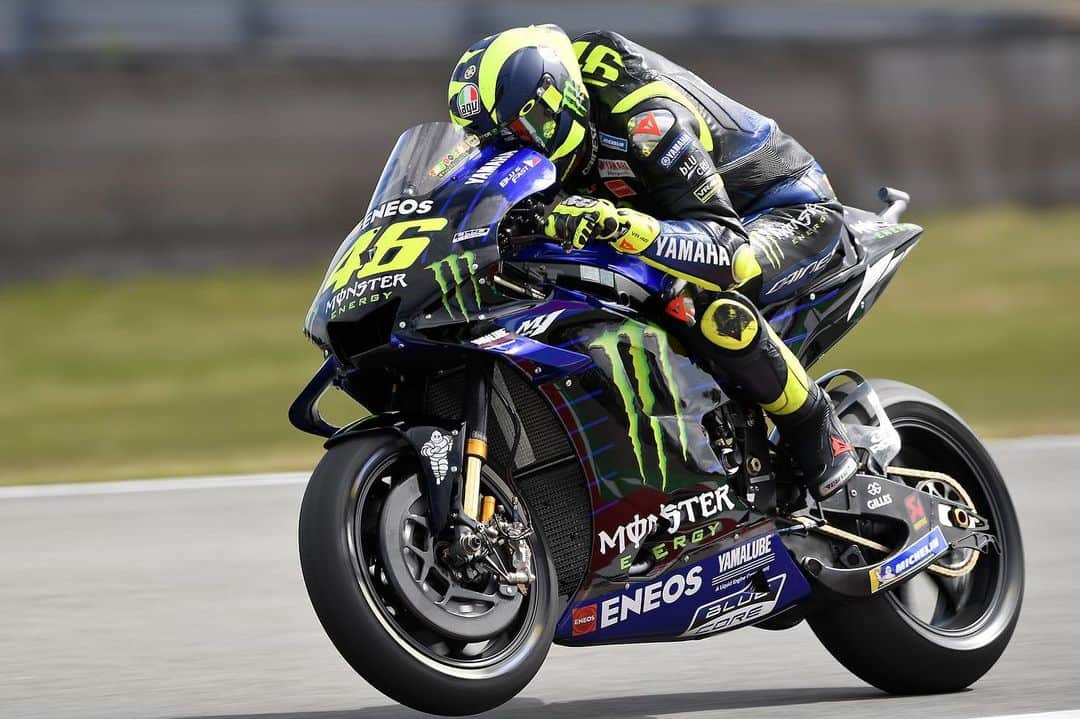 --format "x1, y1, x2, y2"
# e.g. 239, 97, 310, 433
771, 383, 858, 501
694, 289, 857, 501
